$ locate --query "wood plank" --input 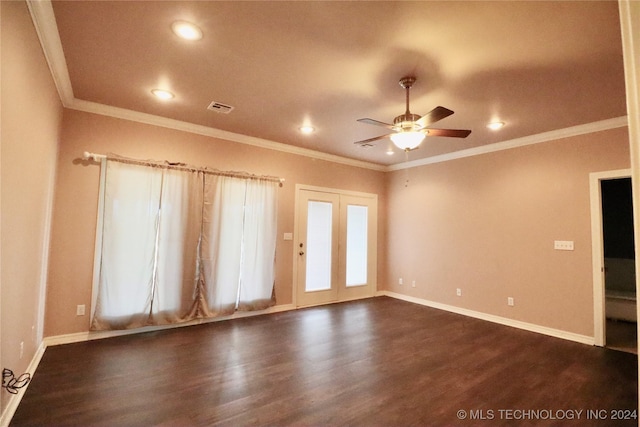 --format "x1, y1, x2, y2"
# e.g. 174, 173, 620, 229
10, 297, 638, 426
